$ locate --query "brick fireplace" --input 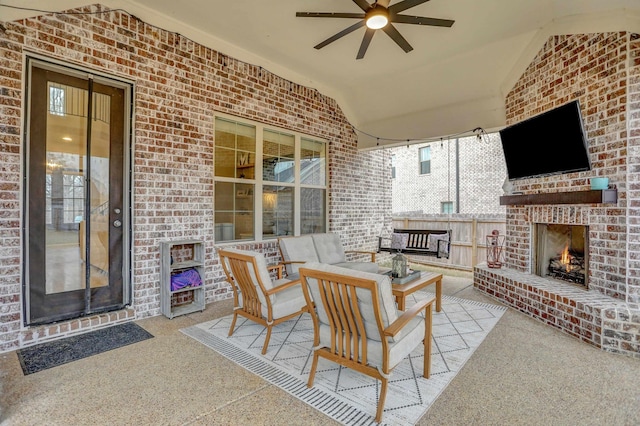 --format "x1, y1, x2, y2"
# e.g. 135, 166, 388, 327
475, 200, 633, 353
534, 223, 588, 287
474, 32, 640, 358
